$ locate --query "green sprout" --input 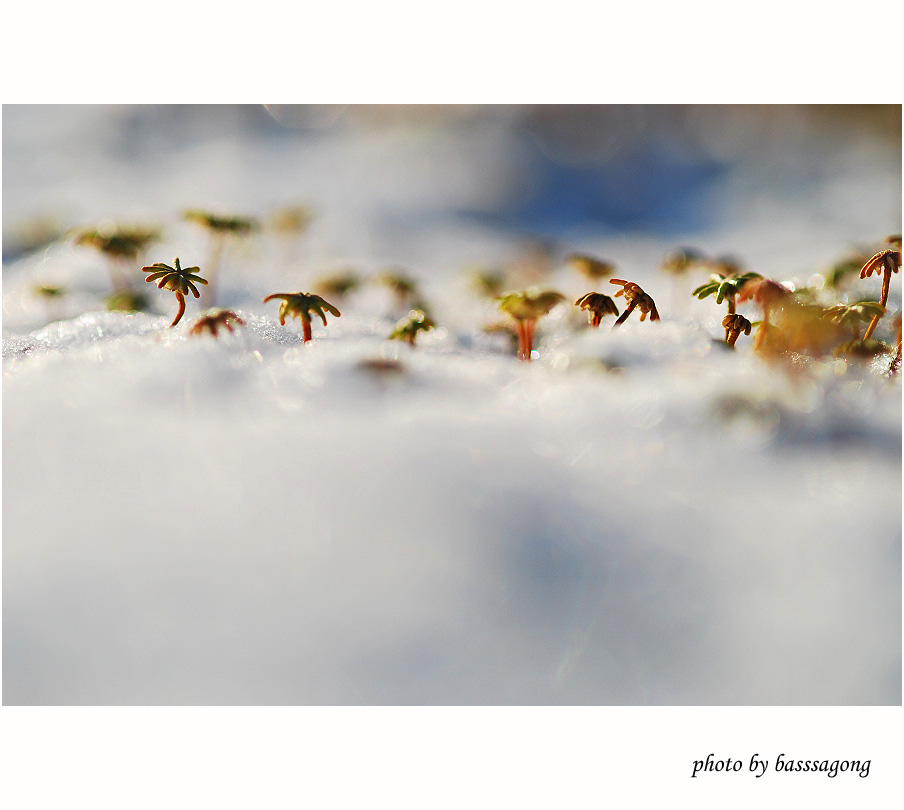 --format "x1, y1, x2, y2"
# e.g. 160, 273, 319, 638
189, 309, 246, 338
183, 209, 258, 306
268, 205, 315, 236
825, 301, 886, 342
468, 267, 507, 299
74, 224, 160, 293
721, 313, 752, 347
388, 309, 436, 346
565, 254, 616, 281
736, 278, 792, 351
32, 283, 66, 300
142, 258, 208, 327
374, 269, 420, 312
574, 292, 619, 327
104, 290, 150, 313
262, 292, 340, 342
497, 288, 565, 361
692, 270, 763, 315
609, 279, 660, 327
661, 247, 710, 276
312, 269, 362, 300
859, 236, 901, 340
